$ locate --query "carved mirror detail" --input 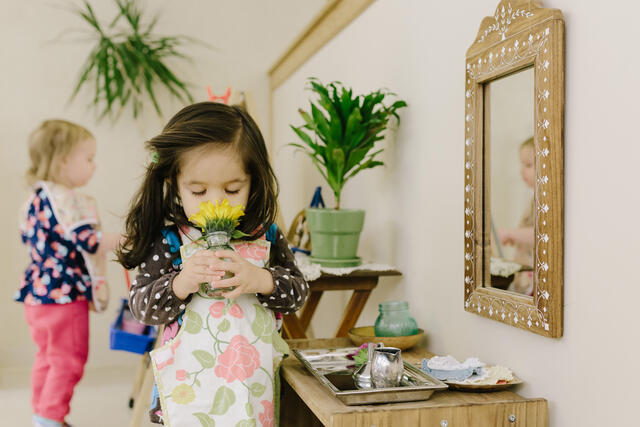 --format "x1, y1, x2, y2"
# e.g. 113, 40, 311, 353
464, 0, 564, 337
